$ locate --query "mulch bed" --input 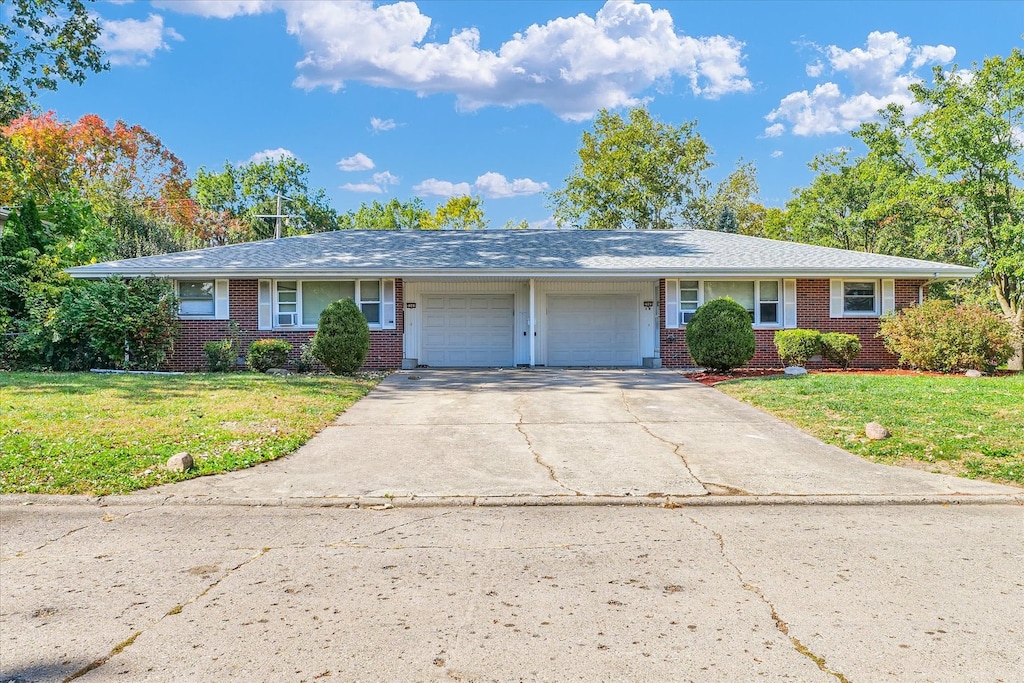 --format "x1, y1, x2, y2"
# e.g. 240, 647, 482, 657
685, 366, 1015, 386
